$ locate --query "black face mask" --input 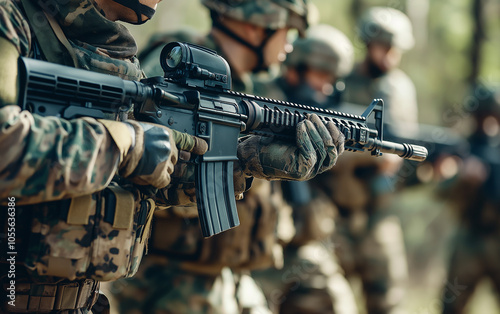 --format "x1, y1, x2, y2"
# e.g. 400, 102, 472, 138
112, 0, 156, 24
